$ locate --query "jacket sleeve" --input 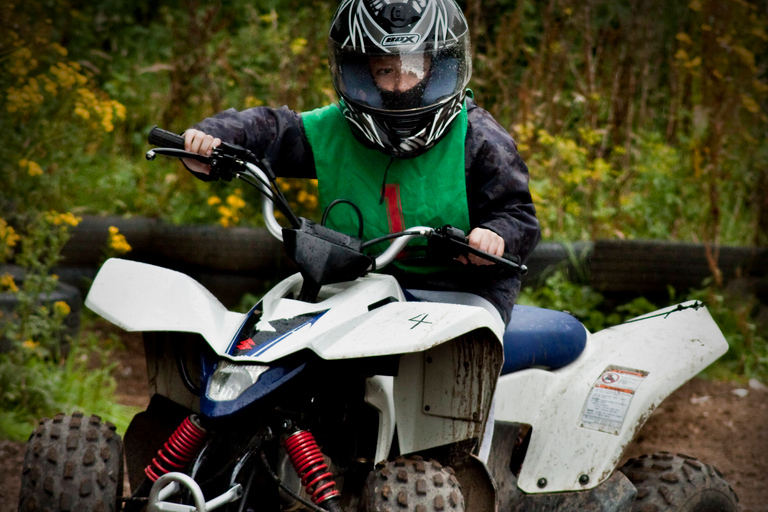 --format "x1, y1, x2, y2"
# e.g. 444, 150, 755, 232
465, 101, 541, 264
191, 106, 317, 179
